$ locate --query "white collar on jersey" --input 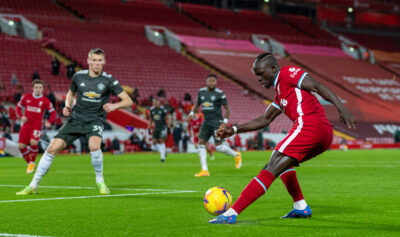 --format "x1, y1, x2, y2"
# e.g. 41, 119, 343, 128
32, 93, 43, 99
